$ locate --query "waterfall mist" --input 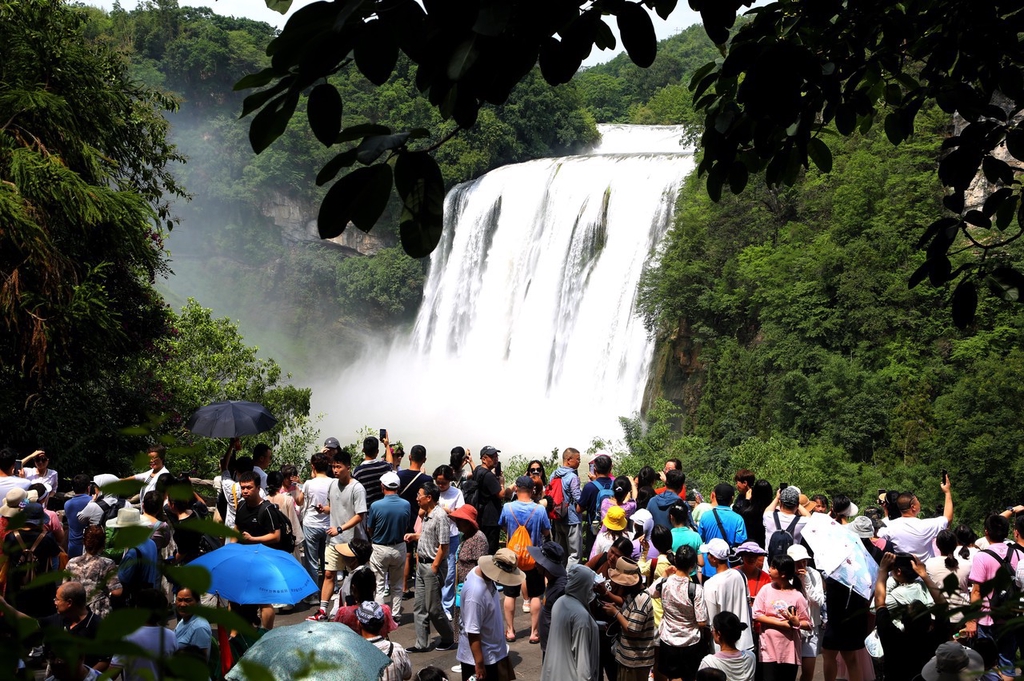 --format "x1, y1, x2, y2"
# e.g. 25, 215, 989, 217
313, 125, 694, 456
